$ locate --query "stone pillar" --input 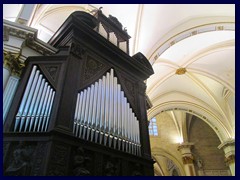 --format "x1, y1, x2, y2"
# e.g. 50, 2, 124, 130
3, 51, 15, 91
218, 139, 235, 176
3, 75, 20, 123
178, 142, 196, 176
3, 51, 25, 124
3, 67, 11, 91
